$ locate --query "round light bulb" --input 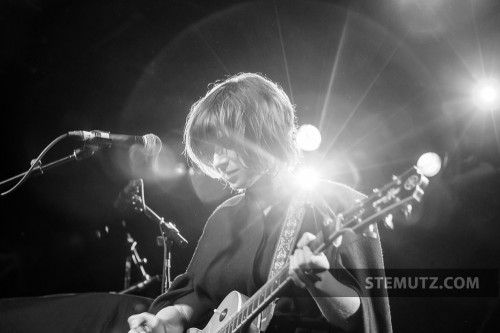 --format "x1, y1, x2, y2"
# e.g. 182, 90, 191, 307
417, 152, 442, 177
296, 124, 322, 152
